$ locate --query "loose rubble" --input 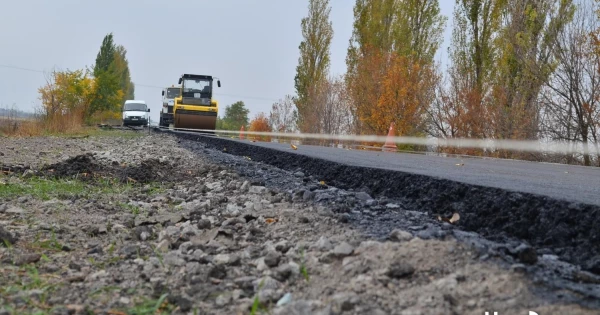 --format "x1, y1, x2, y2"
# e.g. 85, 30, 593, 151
0, 130, 598, 314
